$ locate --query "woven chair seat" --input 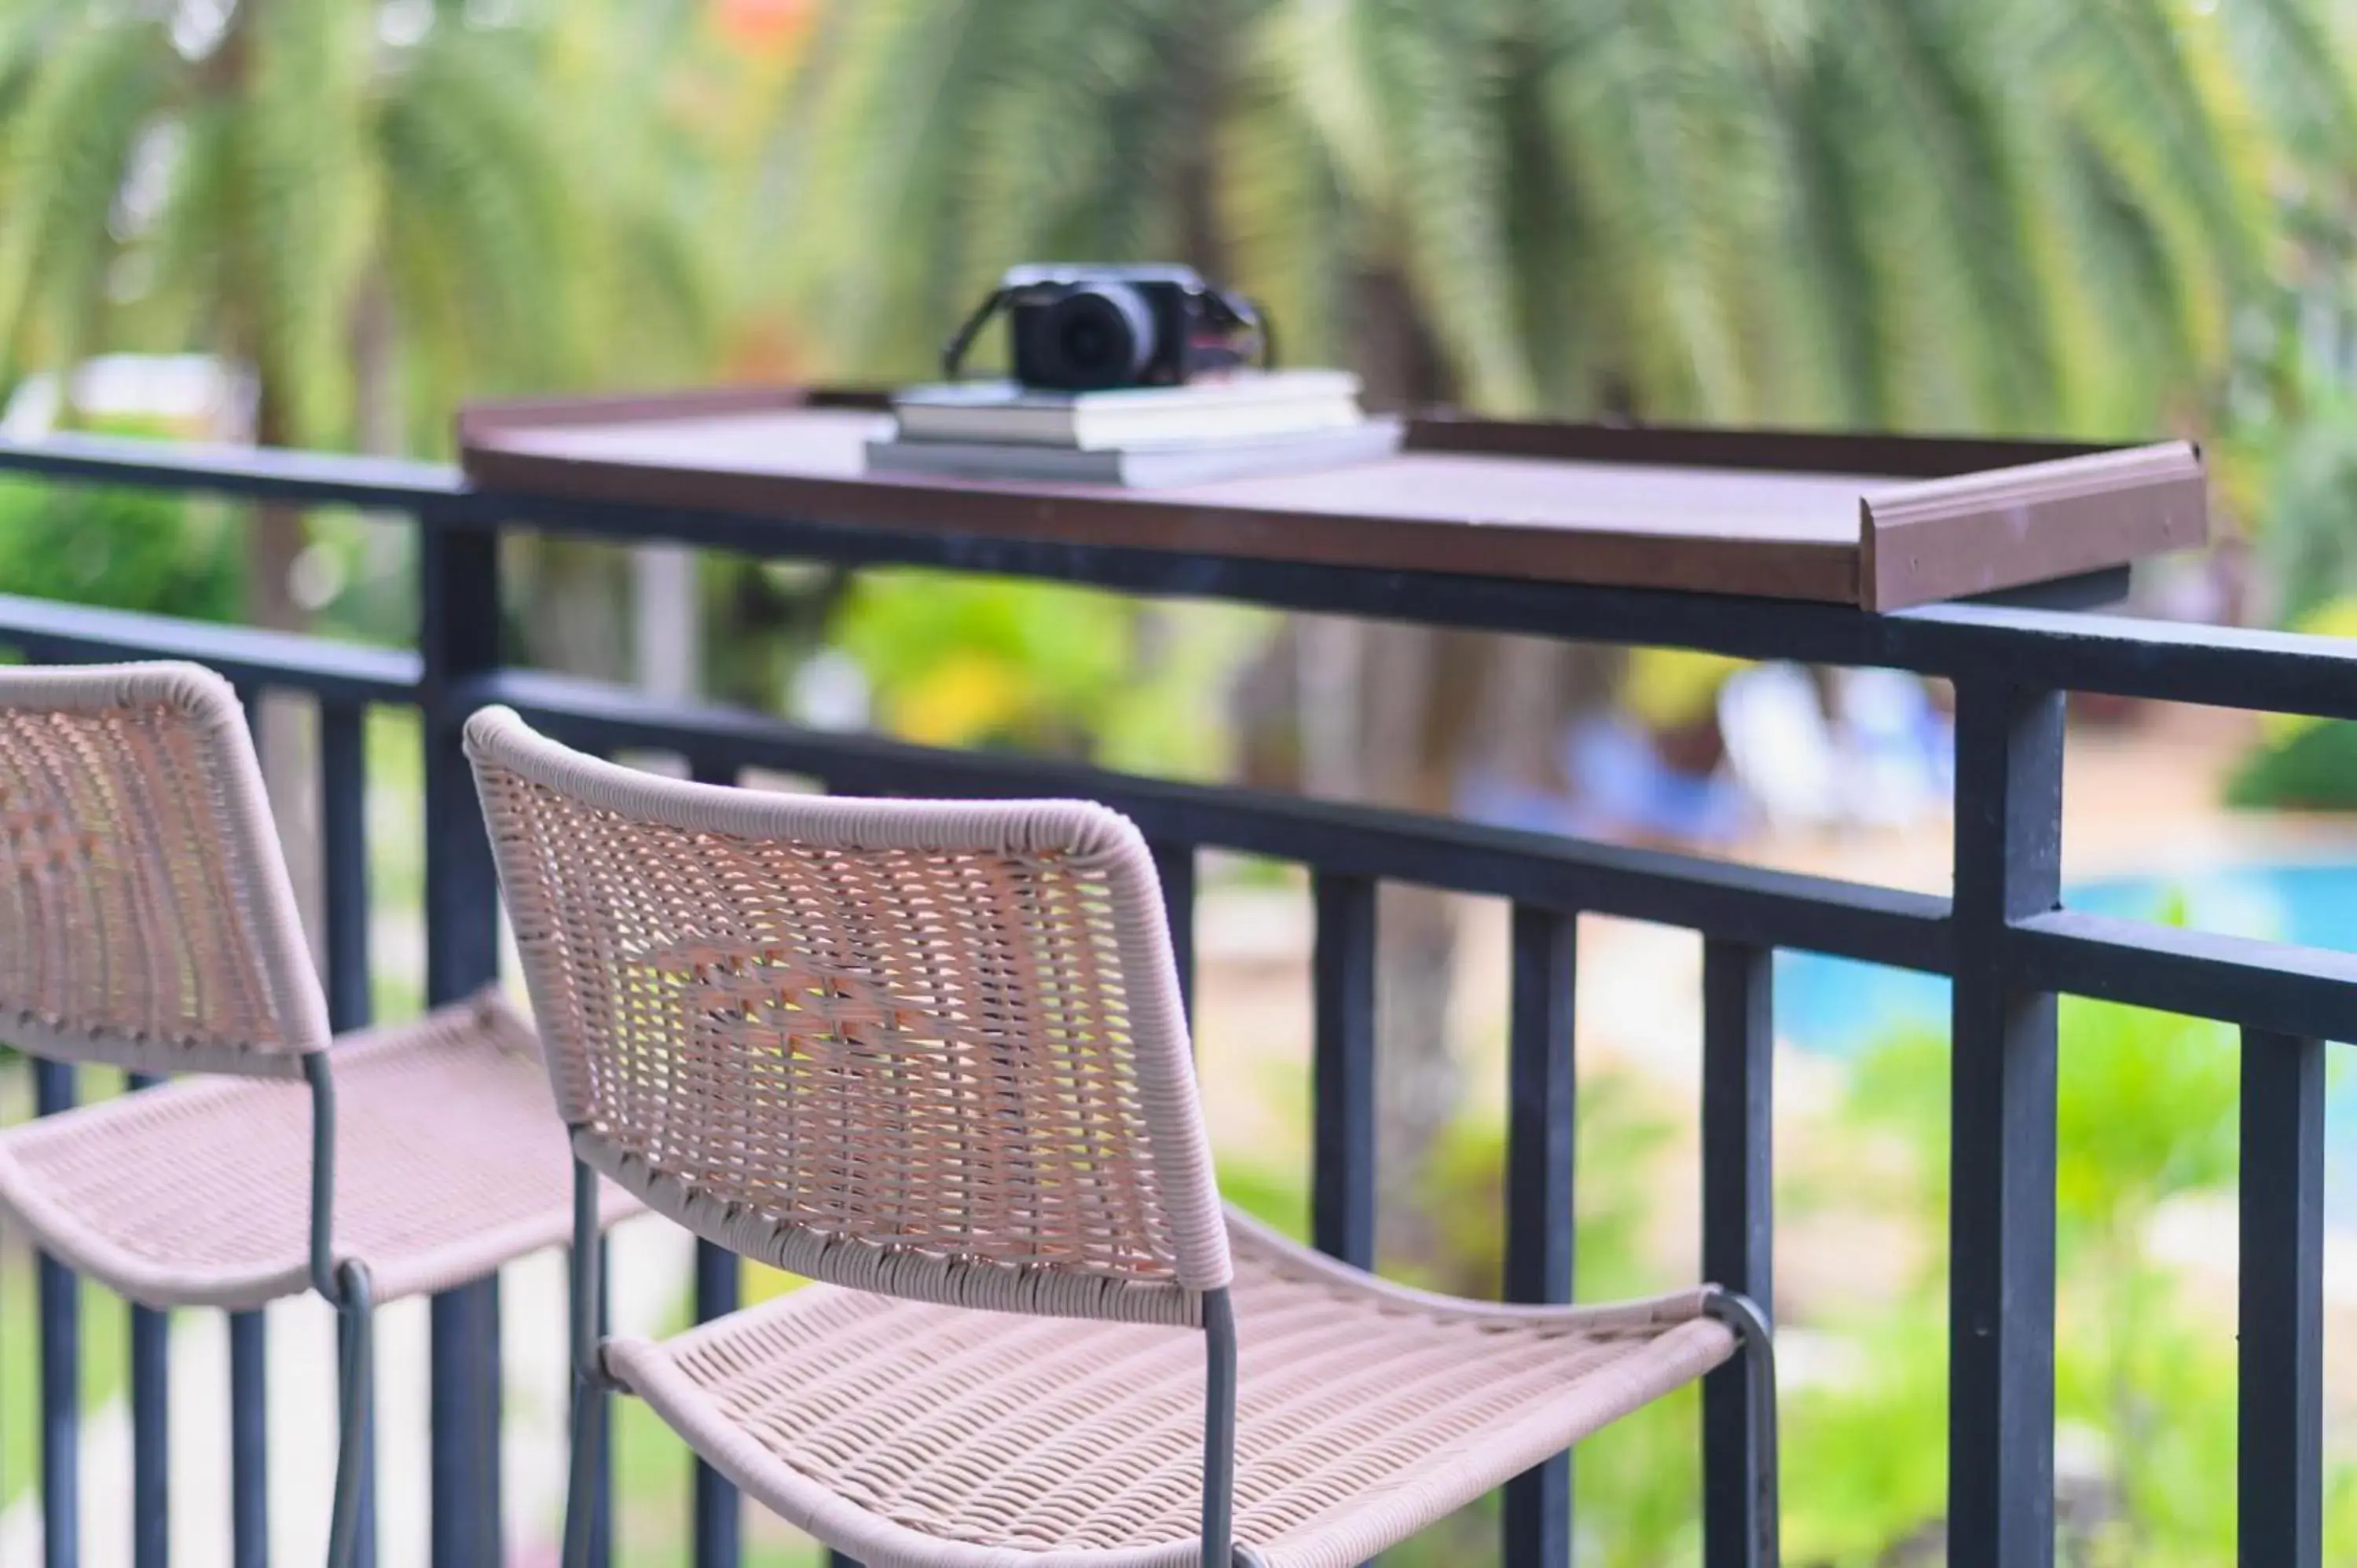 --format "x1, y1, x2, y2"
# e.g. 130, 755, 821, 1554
0, 991, 639, 1310
608, 1208, 1735, 1568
